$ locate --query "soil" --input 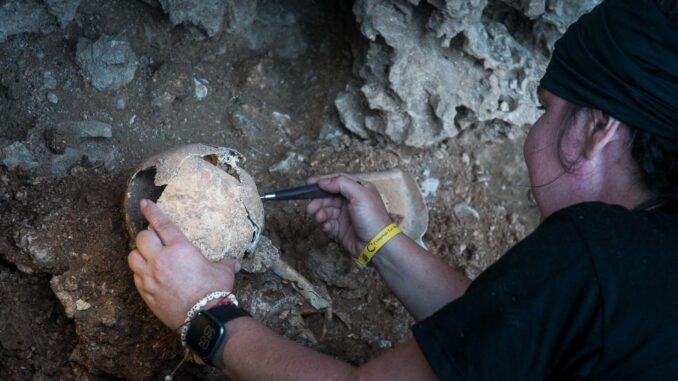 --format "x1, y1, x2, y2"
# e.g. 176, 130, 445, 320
0, 0, 540, 379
